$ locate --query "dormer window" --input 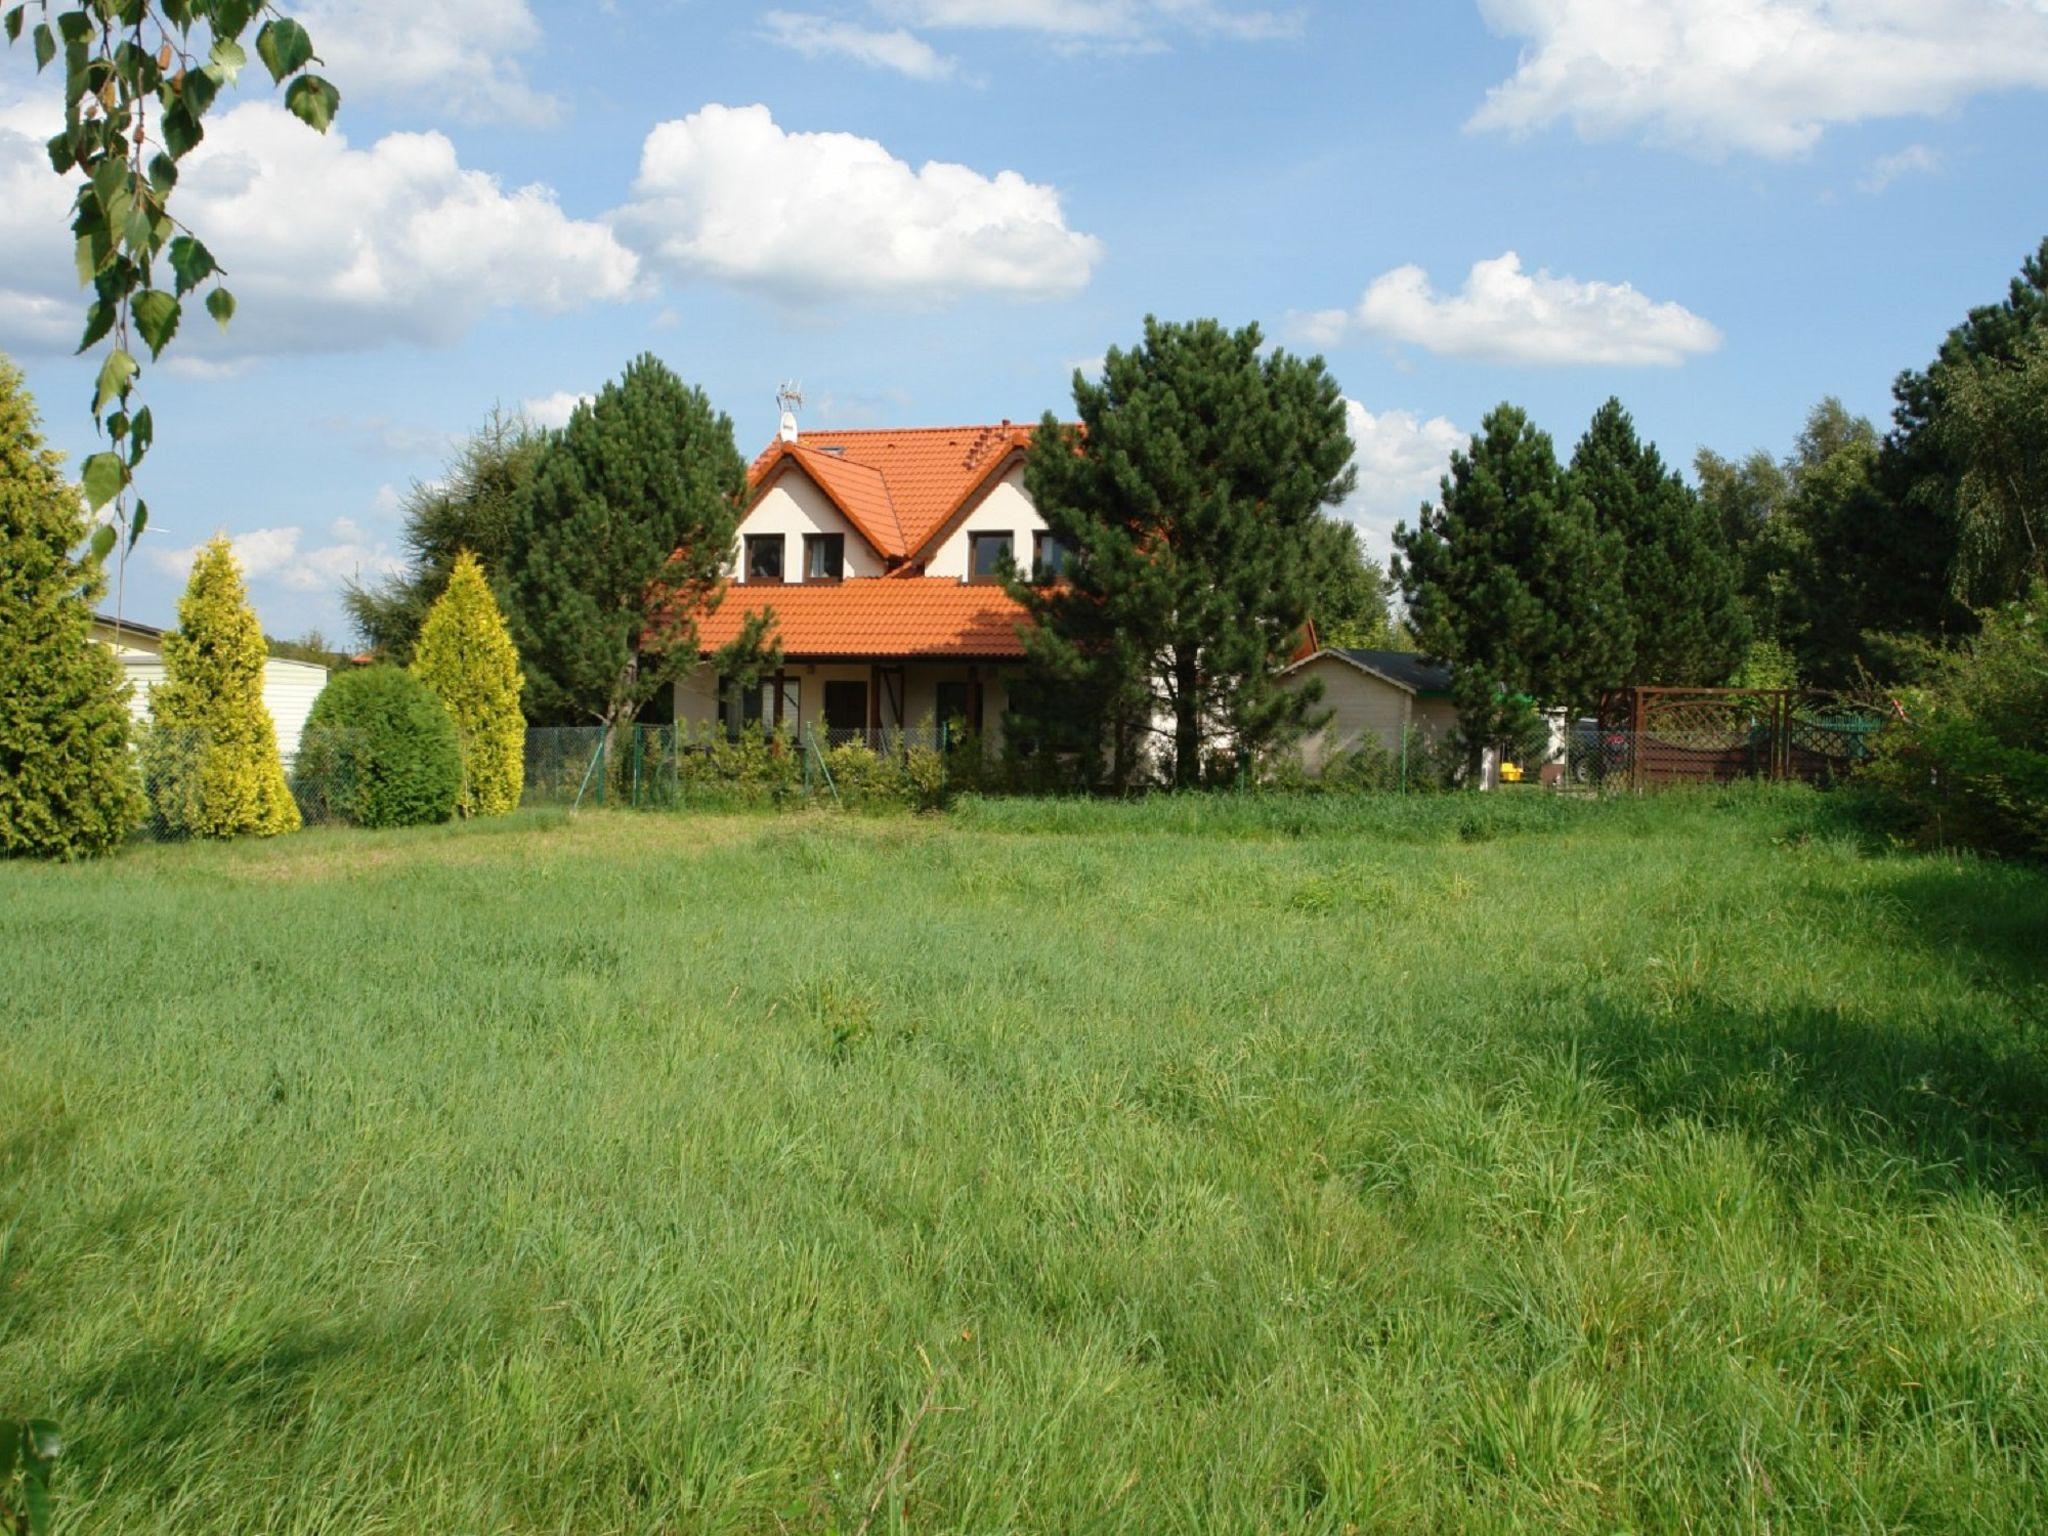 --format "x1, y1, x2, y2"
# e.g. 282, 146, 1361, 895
968, 531, 1013, 583
804, 533, 845, 582
1033, 532, 1072, 582
745, 534, 786, 583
